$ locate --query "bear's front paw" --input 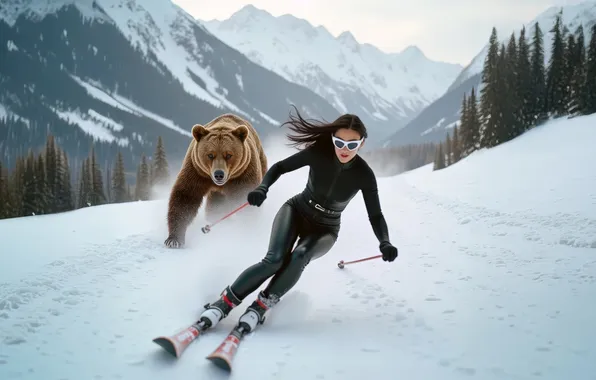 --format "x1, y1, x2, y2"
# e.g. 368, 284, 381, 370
165, 235, 184, 249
